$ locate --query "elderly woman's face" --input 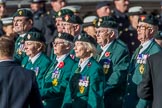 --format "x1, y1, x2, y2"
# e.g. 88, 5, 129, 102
74, 41, 89, 58
24, 41, 40, 57
53, 38, 69, 56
